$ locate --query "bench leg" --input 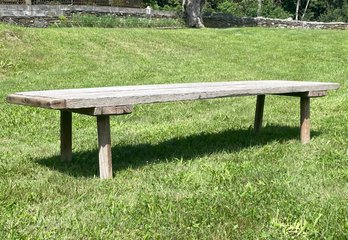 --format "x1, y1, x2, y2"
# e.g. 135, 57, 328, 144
254, 95, 265, 133
97, 115, 113, 179
60, 111, 72, 161
300, 97, 310, 144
